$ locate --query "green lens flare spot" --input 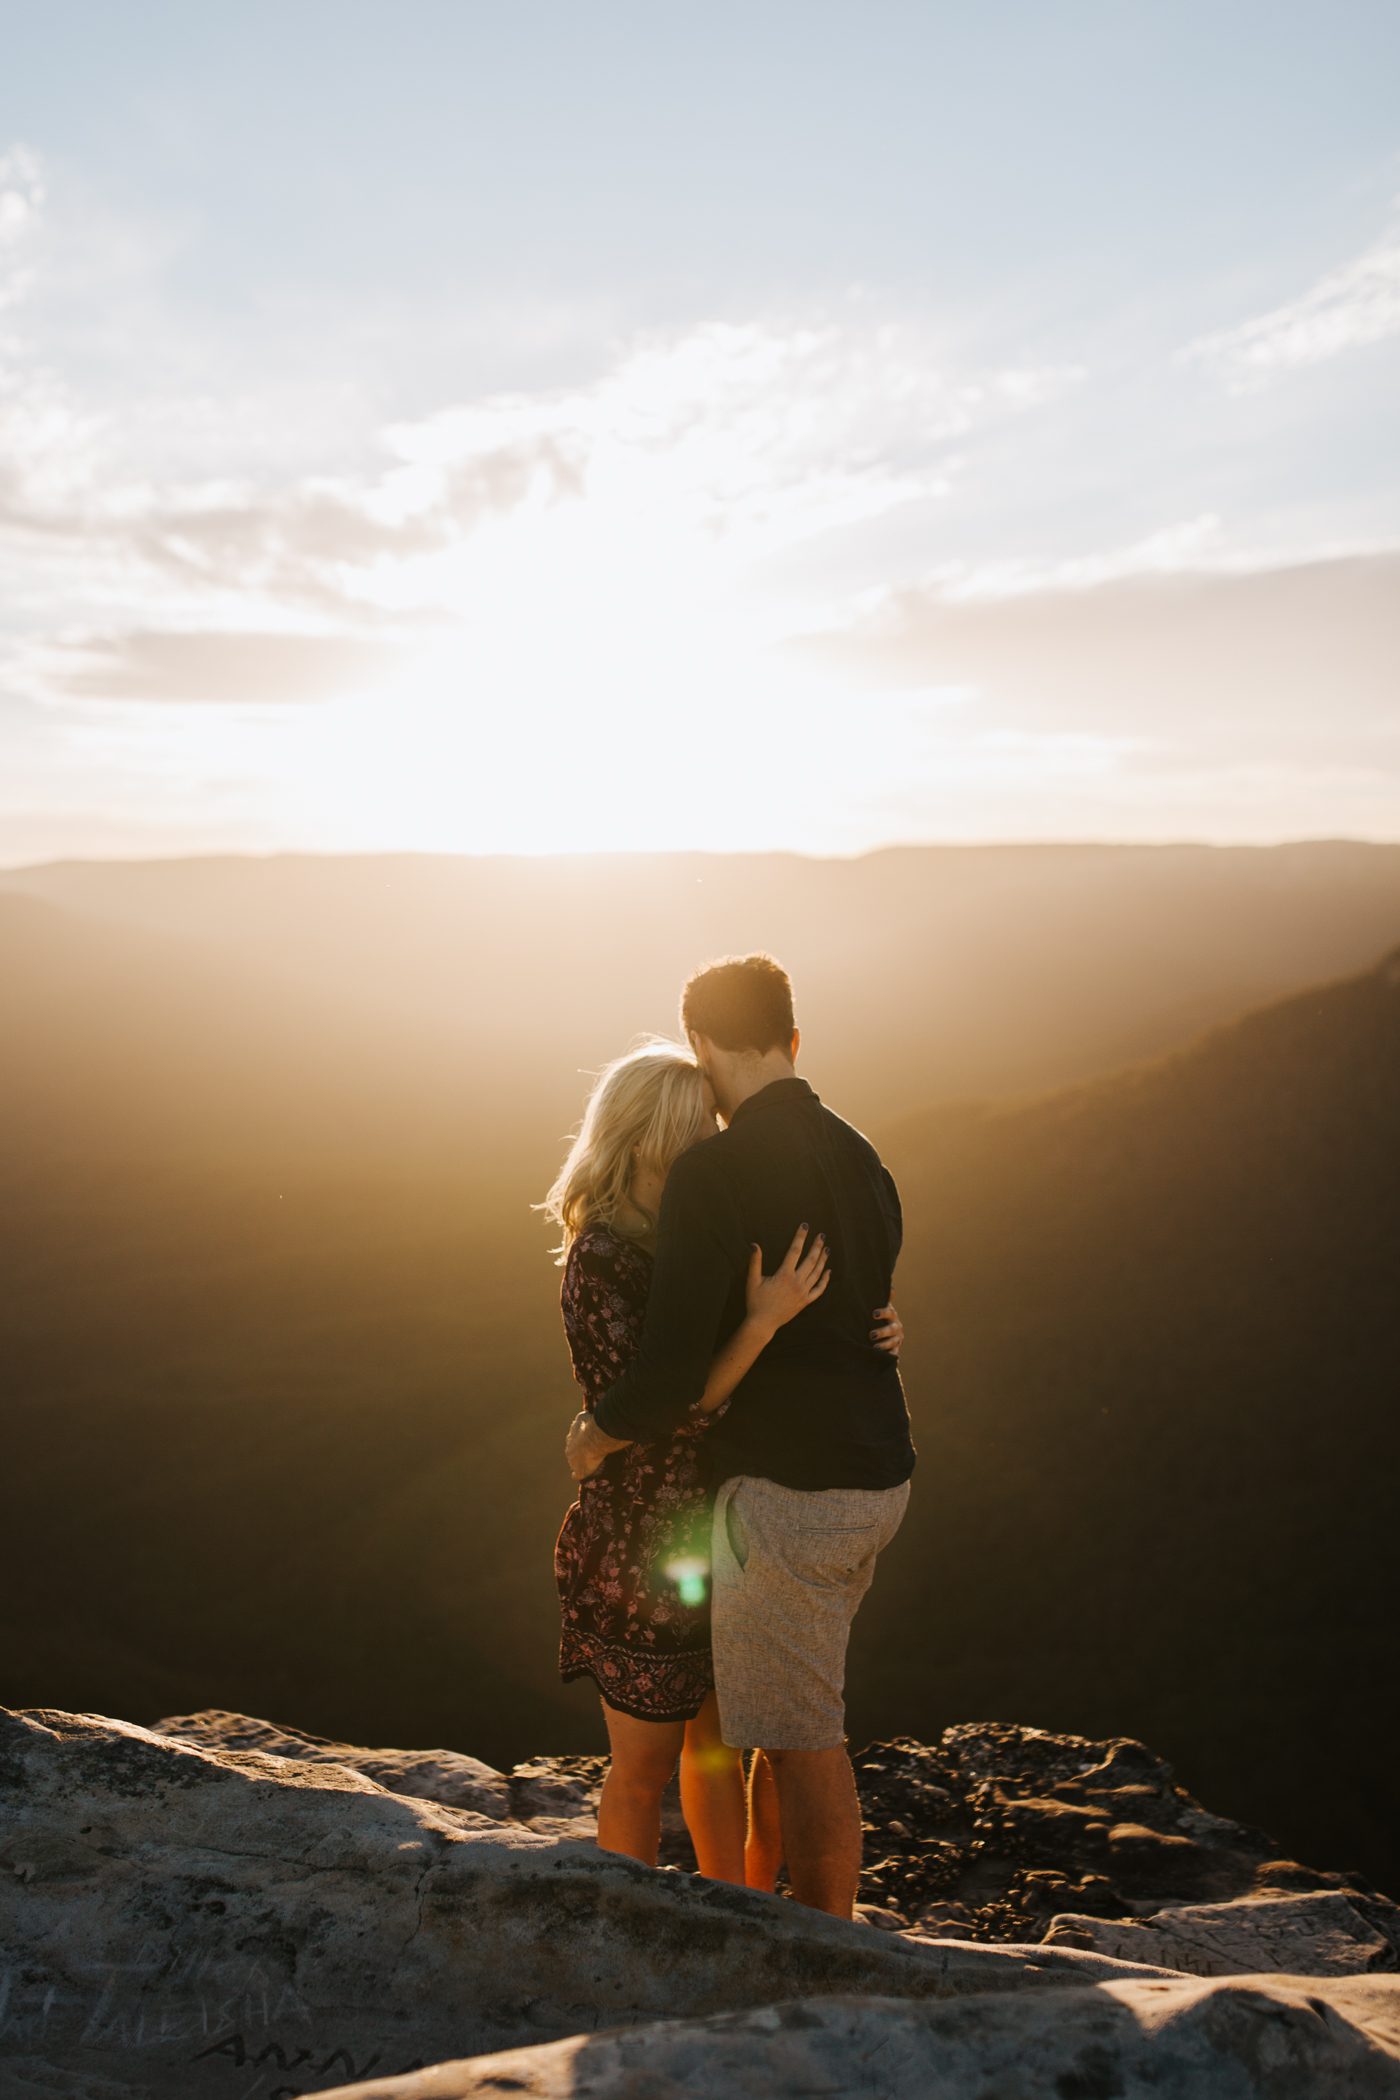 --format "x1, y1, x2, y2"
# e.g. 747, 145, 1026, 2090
664, 1556, 710, 1607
